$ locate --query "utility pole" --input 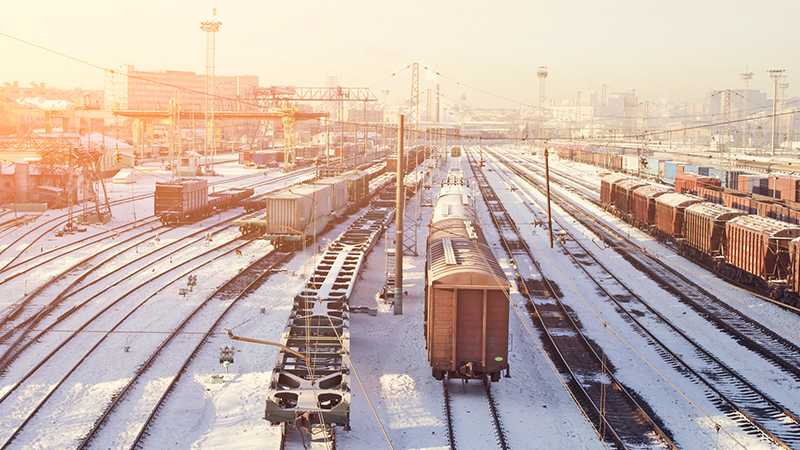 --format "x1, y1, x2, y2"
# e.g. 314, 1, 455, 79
394, 114, 405, 315
768, 69, 786, 156
544, 144, 553, 249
